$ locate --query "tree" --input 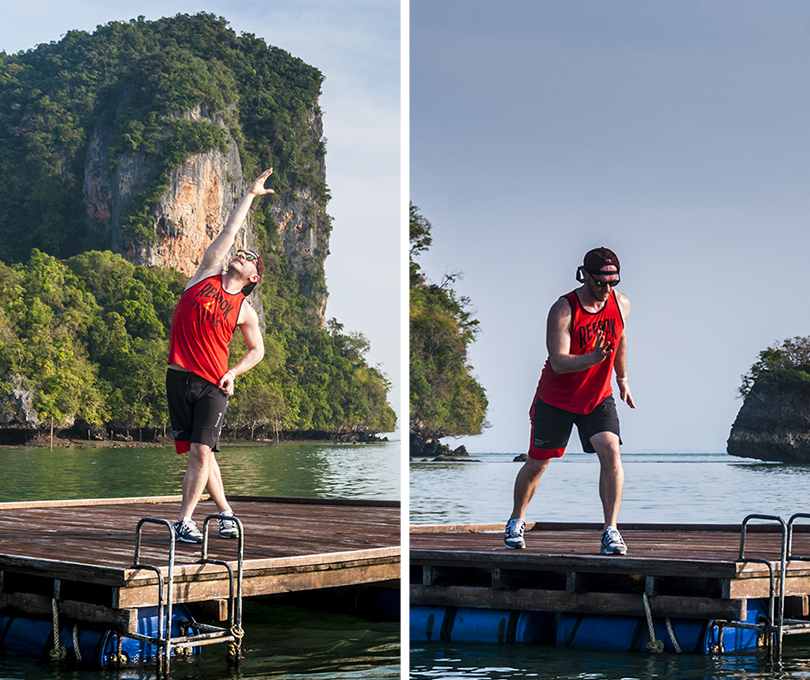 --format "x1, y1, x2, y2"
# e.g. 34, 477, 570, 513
739, 336, 810, 398
409, 205, 488, 442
